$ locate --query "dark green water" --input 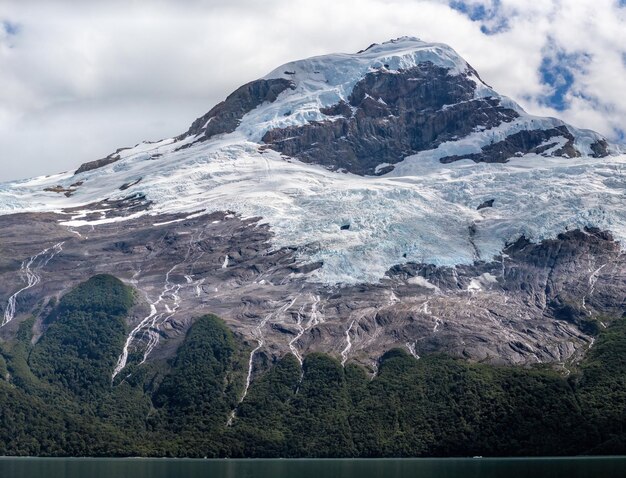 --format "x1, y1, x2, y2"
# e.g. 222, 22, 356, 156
1, 457, 625, 478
